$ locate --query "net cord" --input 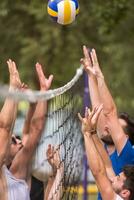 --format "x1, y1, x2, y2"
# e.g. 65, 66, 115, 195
0, 66, 83, 102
